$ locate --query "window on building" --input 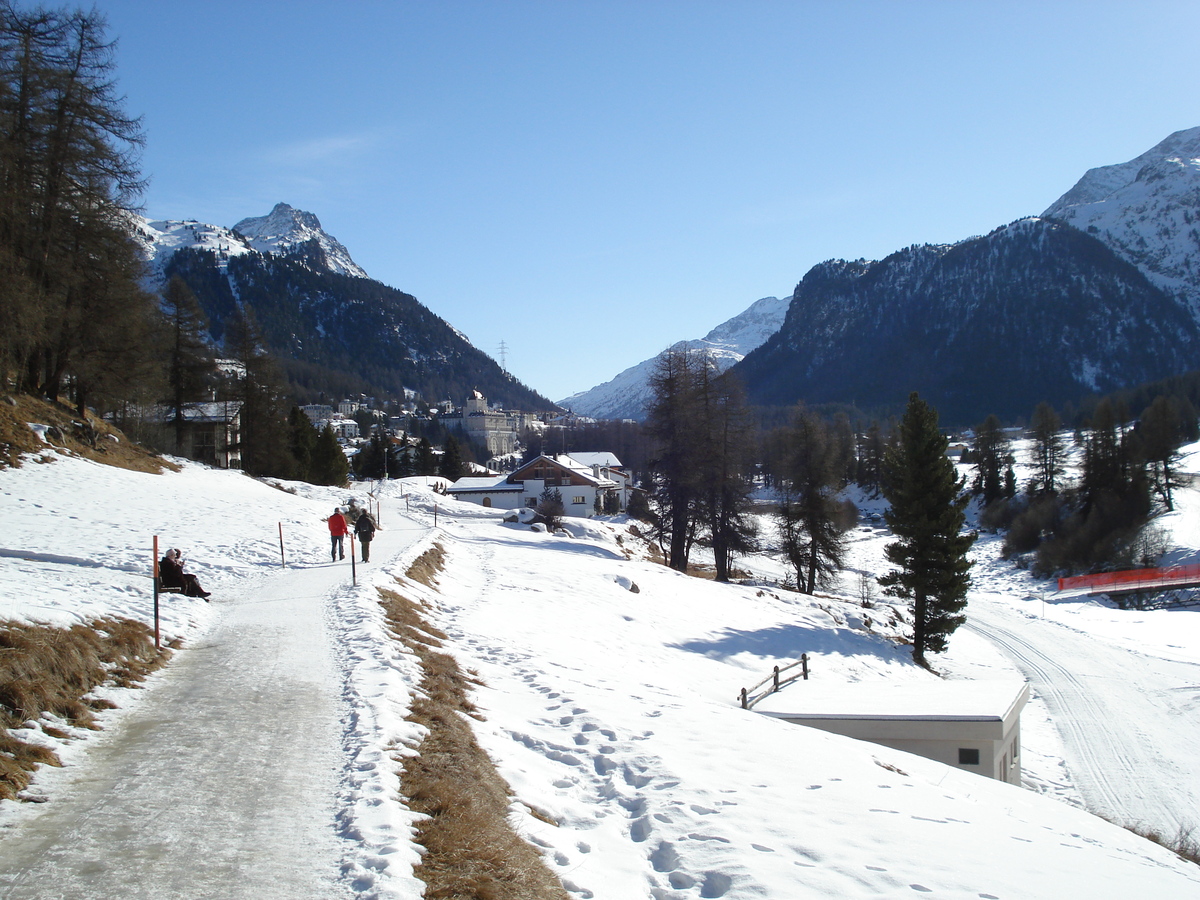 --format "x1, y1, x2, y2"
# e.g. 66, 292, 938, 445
958, 748, 980, 765
572, 496, 586, 505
